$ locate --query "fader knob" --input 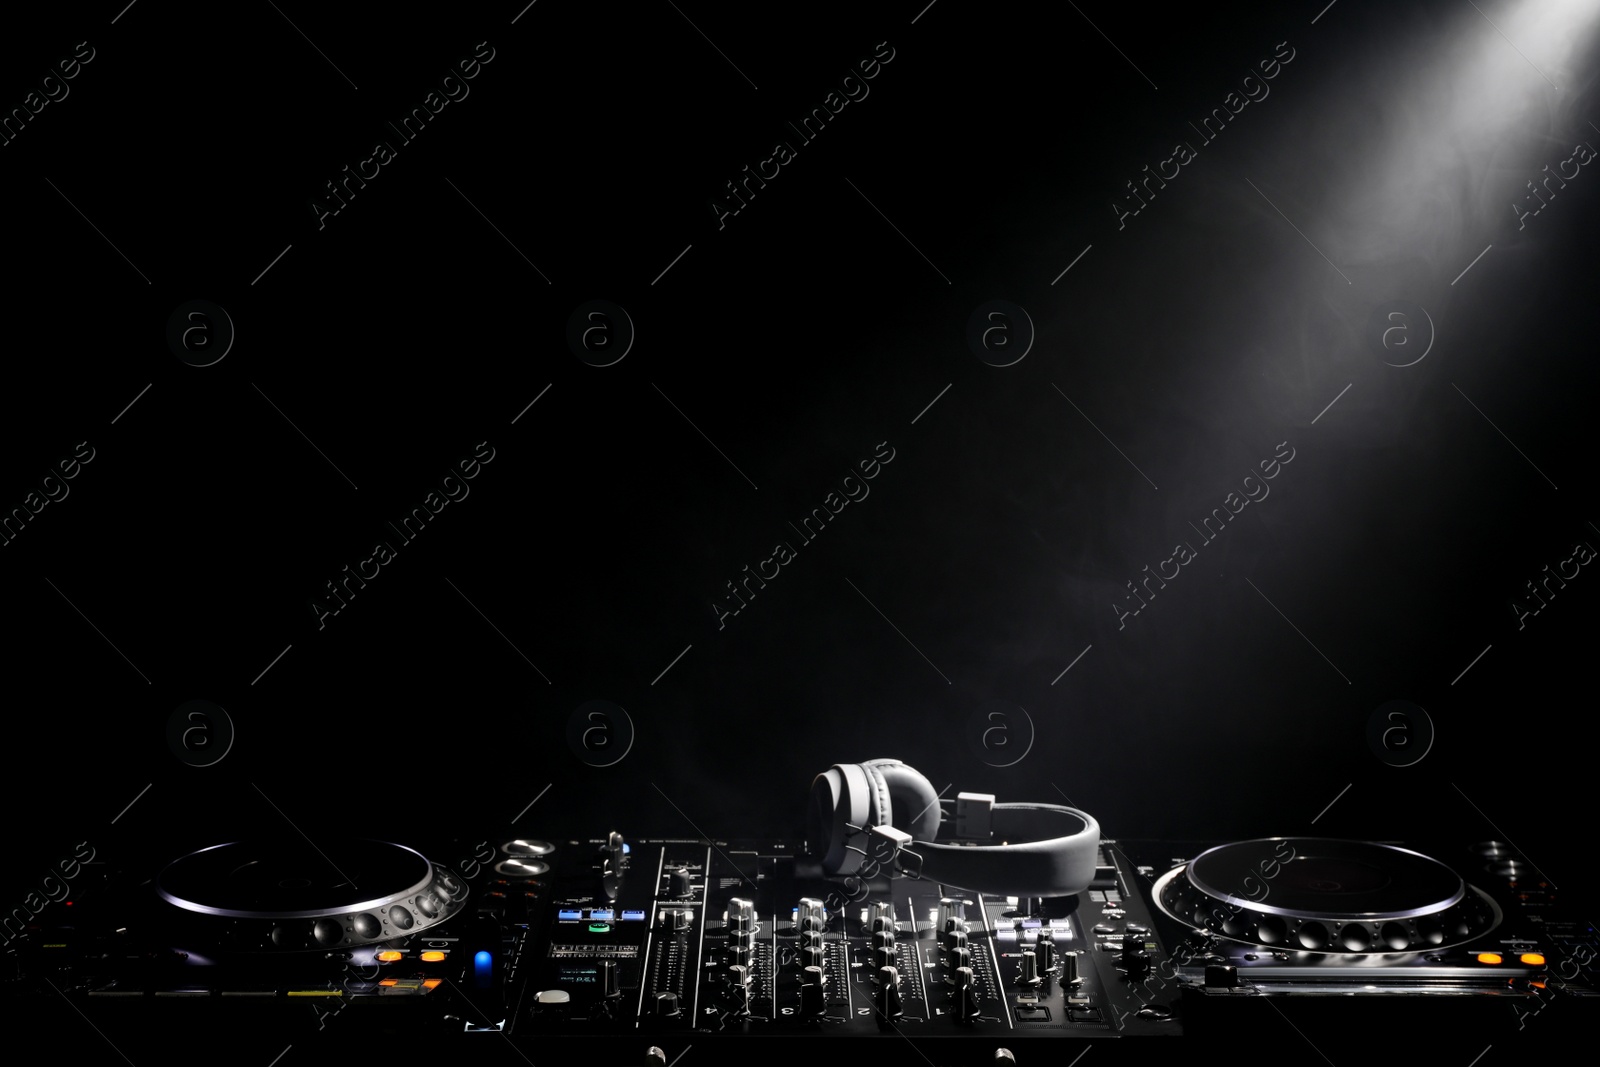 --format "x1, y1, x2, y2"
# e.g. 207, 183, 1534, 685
876, 965, 903, 1019
601, 959, 620, 998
